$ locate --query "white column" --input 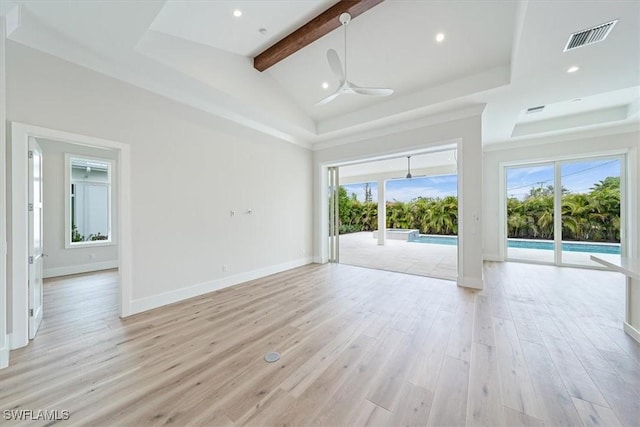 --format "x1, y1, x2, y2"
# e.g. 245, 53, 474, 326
457, 118, 484, 290
377, 179, 386, 246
